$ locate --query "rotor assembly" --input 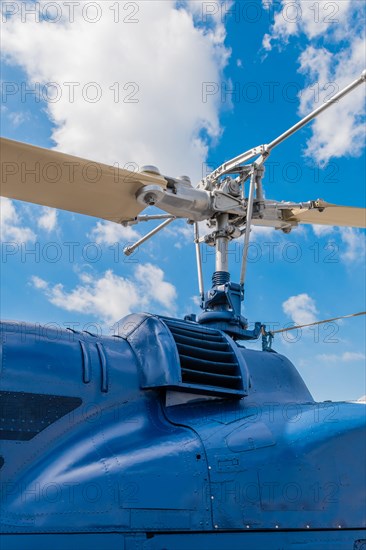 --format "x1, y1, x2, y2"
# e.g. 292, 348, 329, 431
1, 70, 366, 340
124, 69, 366, 338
